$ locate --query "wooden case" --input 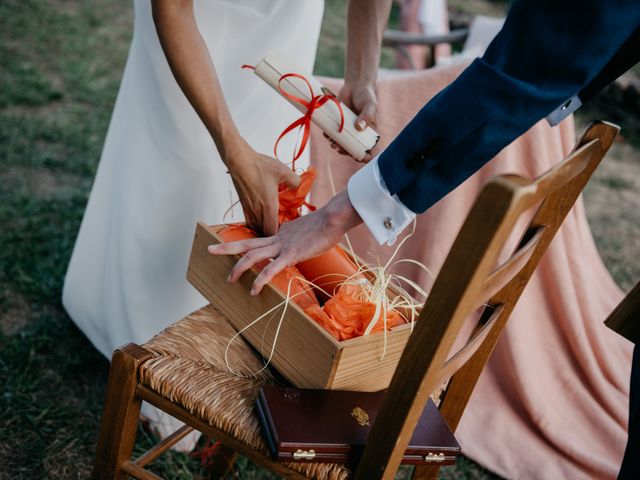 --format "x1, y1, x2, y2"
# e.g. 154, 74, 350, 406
256, 385, 460, 465
187, 223, 417, 392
